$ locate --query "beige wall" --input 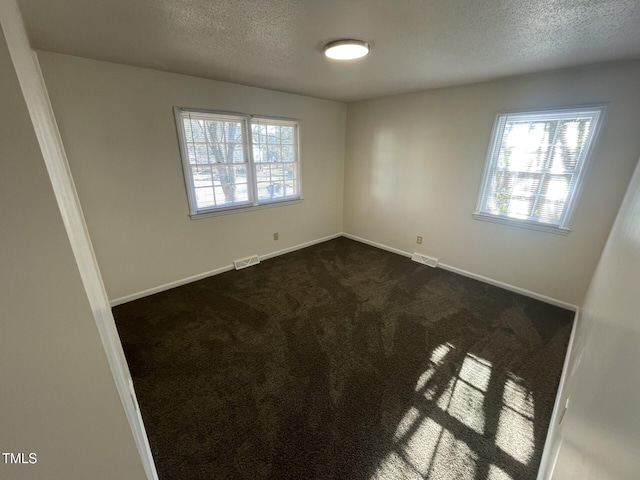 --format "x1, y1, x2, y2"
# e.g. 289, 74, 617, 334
37, 51, 346, 301
549, 154, 640, 479
10, 29, 640, 480
35, 51, 640, 306
344, 61, 640, 305
0, 32, 146, 480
